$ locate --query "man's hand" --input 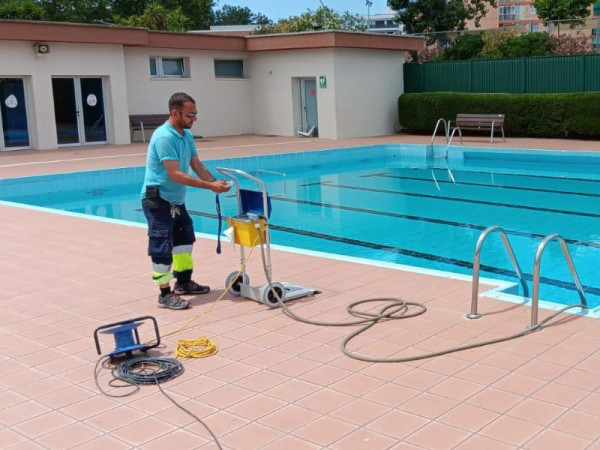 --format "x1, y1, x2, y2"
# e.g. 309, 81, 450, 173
210, 179, 231, 193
